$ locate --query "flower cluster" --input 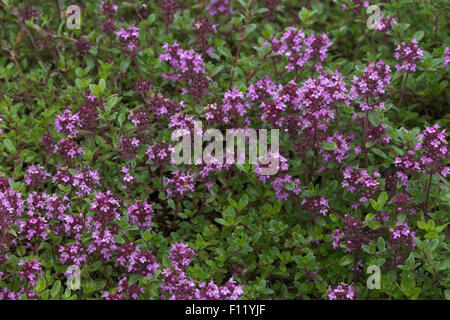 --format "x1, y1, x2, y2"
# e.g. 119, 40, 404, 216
116, 25, 140, 54
160, 43, 209, 100
88, 190, 121, 229
272, 27, 332, 72
166, 170, 195, 197
415, 124, 449, 176
342, 167, 381, 208
444, 47, 450, 70
160, 0, 179, 26
24, 164, 50, 188
146, 141, 175, 168
350, 60, 391, 111
161, 243, 244, 300
327, 283, 357, 300
117, 135, 140, 160
205, 0, 233, 16
394, 39, 423, 72
18, 259, 43, 287
120, 167, 134, 190
128, 248, 160, 279
331, 214, 377, 252
270, 174, 302, 201
54, 138, 83, 160
301, 196, 329, 216
389, 221, 416, 250
100, 1, 118, 34
127, 200, 153, 230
